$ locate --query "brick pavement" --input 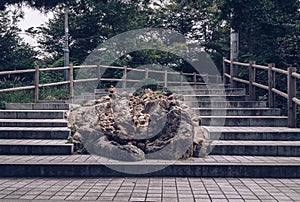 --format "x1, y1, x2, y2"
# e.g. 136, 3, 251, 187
0, 178, 299, 201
